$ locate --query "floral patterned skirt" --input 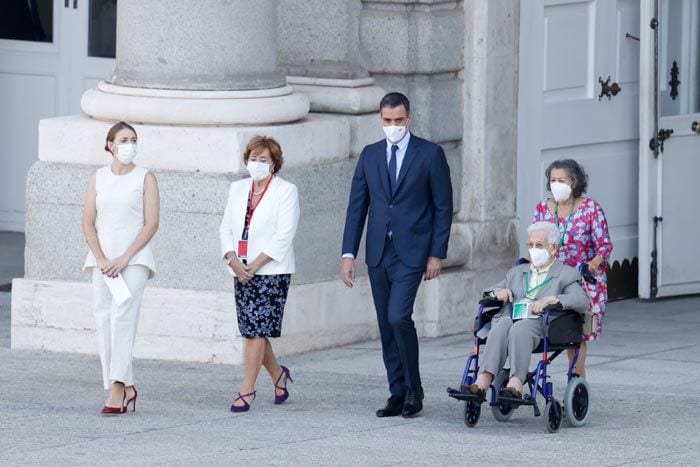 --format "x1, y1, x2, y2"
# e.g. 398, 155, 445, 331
234, 274, 291, 338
